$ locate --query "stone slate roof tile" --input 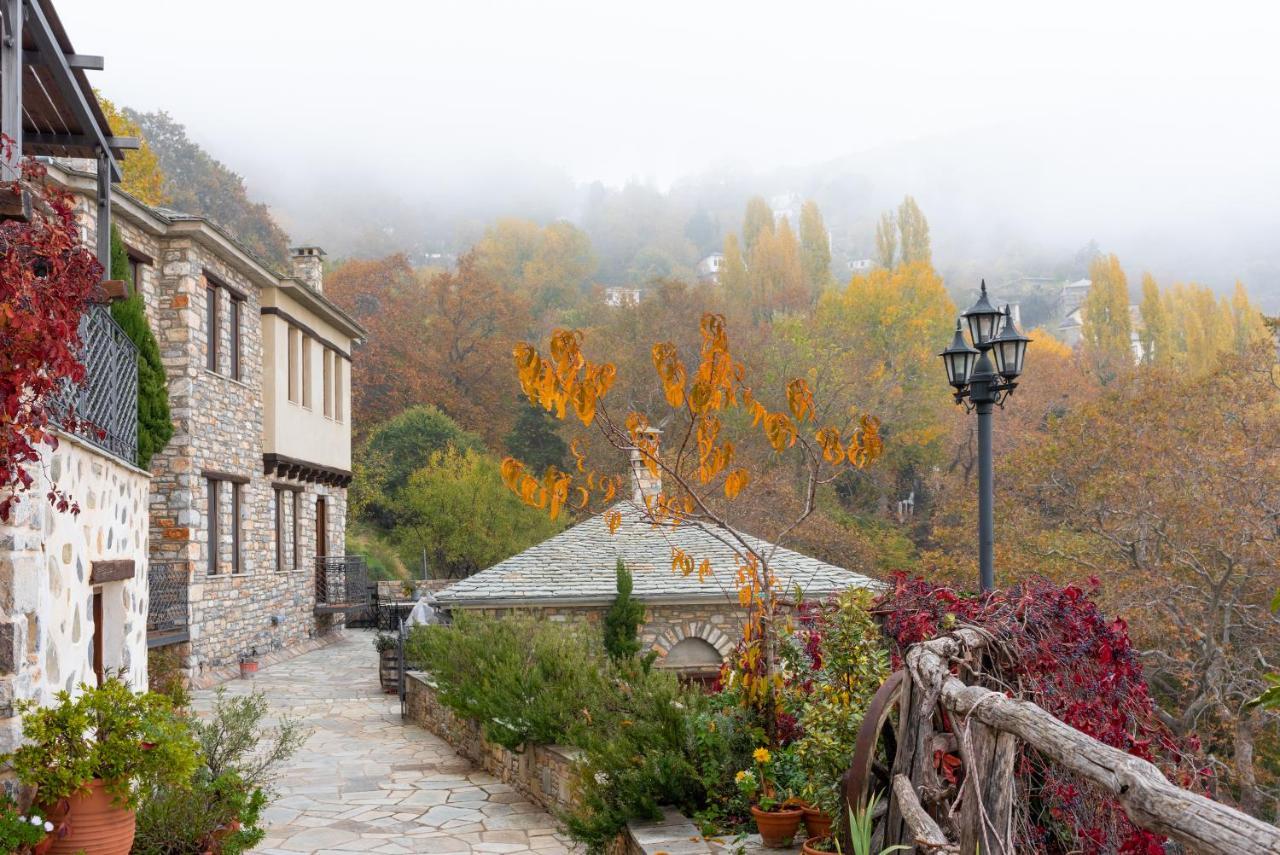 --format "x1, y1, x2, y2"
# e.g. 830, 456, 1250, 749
435, 504, 881, 607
